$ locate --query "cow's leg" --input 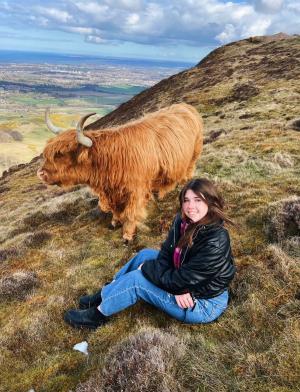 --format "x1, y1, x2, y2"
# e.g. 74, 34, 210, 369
122, 220, 137, 242
98, 199, 110, 213
157, 182, 177, 199
184, 137, 203, 180
97, 191, 111, 213
111, 212, 122, 228
121, 190, 149, 241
